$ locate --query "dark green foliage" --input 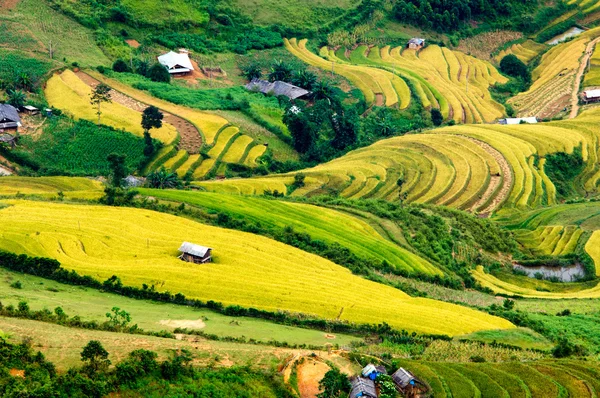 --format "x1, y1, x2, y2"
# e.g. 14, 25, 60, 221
503, 298, 515, 310
317, 367, 350, 398
7, 90, 26, 109
11, 117, 145, 176
81, 340, 111, 374
141, 106, 163, 157
101, 187, 138, 206
9, 280, 22, 289
147, 64, 171, 83
292, 70, 318, 90
146, 167, 182, 189
431, 108, 443, 126
107, 153, 128, 187
500, 55, 531, 85
375, 374, 397, 398
552, 337, 581, 358
112, 59, 131, 73
0, 50, 50, 92
544, 148, 584, 198
268, 59, 293, 82
240, 62, 262, 81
